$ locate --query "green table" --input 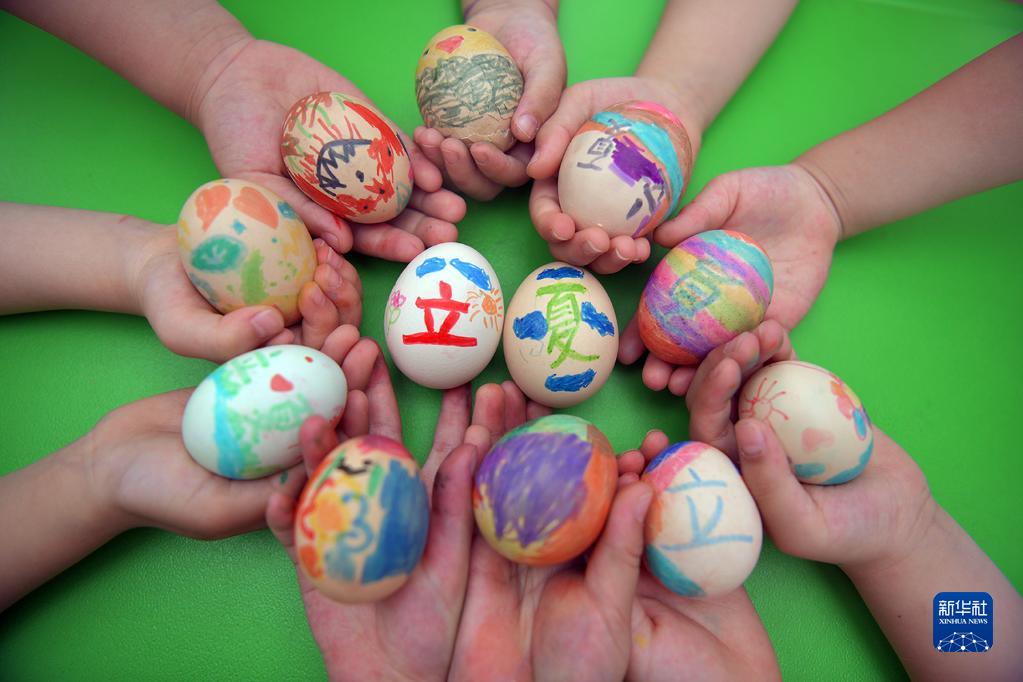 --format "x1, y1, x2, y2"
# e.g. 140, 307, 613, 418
1, 1, 1020, 678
